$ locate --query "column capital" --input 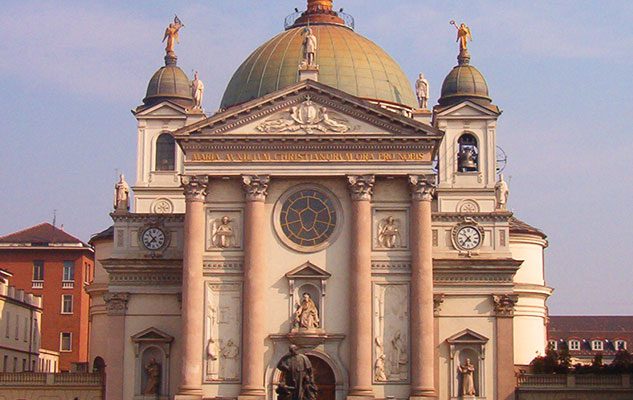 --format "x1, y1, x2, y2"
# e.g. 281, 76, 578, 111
103, 292, 130, 316
181, 175, 209, 202
242, 175, 270, 202
347, 175, 375, 201
408, 174, 436, 202
492, 294, 518, 317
